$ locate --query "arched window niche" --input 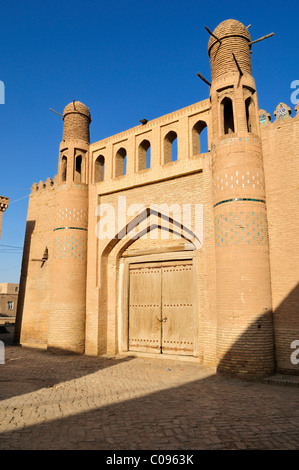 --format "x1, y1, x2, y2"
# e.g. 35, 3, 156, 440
245, 96, 256, 133
221, 97, 235, 135
75, 155, 82, 183
115, 147, 127, 177
164, 131, 178, 164
192, 121, 208, 155
61, 156, 67, 182
95, 155, 105, 182
138, 140, 151, 171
